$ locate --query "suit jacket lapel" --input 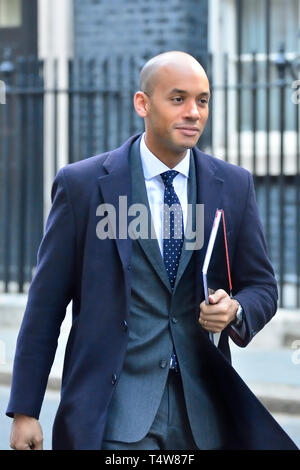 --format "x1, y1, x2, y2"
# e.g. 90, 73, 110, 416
175, 148, 225, 291
173, 152, 197, 290
130, 138, 172, 293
